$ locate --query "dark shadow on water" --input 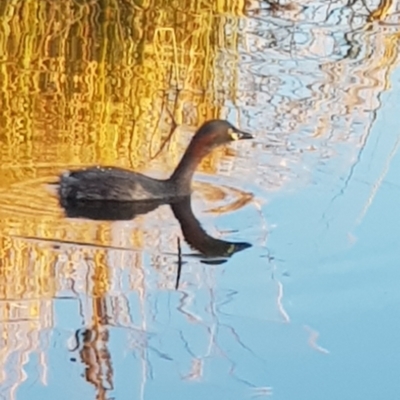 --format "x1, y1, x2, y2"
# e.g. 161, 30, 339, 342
60, 197, 164, 220
60, 195, 251, 263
